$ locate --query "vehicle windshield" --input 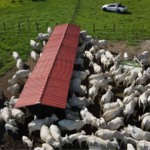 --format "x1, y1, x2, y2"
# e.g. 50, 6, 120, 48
118, 3, 125, 7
